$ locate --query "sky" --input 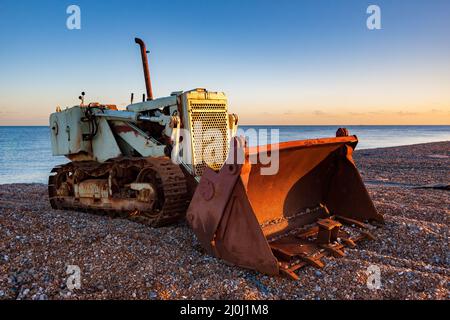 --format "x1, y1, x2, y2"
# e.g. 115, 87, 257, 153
0, 0, 449, 125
